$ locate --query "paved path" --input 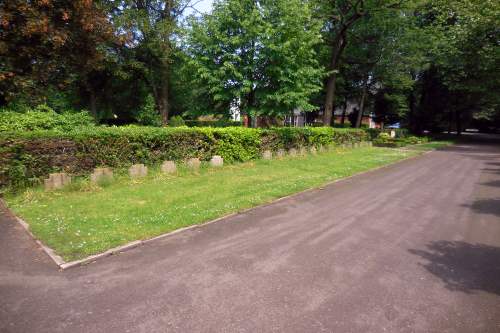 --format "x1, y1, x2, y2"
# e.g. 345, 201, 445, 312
1, 135, 500, 333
